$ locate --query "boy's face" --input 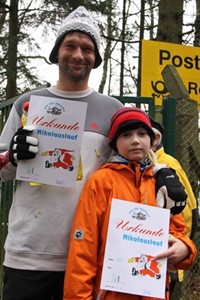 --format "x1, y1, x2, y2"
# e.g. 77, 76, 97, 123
116, 127, 151, 162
